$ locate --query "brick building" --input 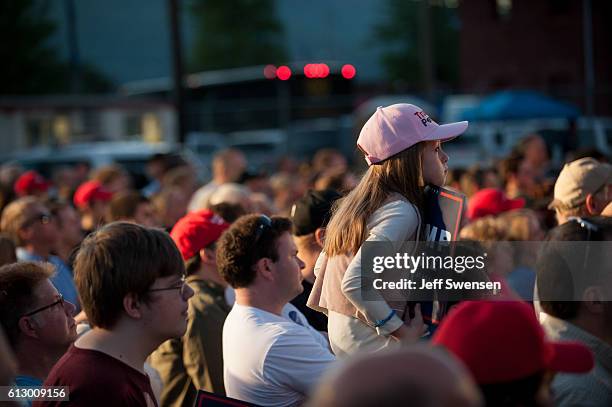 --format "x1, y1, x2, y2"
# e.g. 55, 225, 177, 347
458, 0, 612, 115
